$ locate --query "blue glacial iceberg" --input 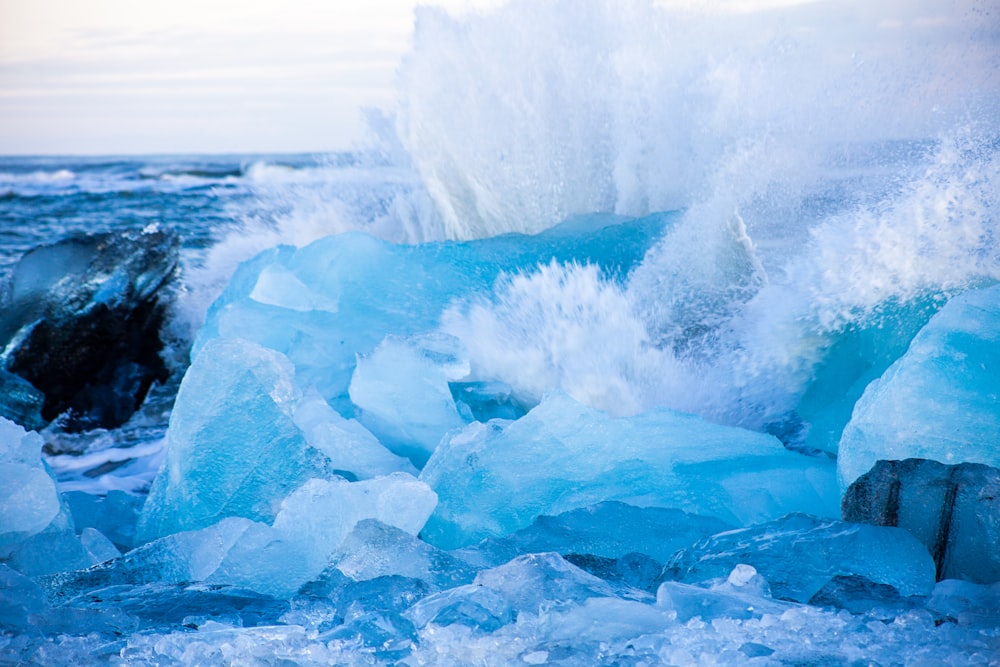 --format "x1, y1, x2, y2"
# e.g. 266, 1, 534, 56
663, 513, 936, 602
839, 285, 1000, 488
420, 391, 838, 548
